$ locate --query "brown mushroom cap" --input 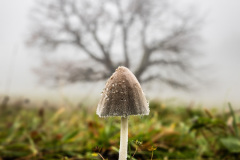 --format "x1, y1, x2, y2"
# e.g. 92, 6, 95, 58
97, 66, 149, 117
